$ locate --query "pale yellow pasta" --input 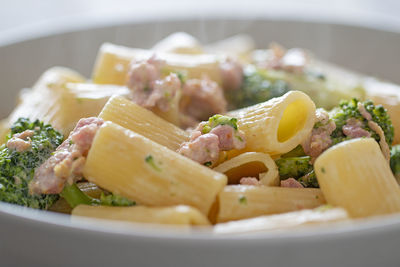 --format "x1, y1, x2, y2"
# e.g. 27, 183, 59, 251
152, 32, 203, 54
92, 43, 223, 85
364, 78, 400, 144
204, 34, 255, 60
8, 80, 128, 135
0, 119, 10, 145
213, 152, 279, 186
217, 185, 326, 222
314, 138, 400, 218
83, 122, 227, 215
72, 205, 210, 226
214, 207, 348, 234
228, 91, 316, 155
99, 95, 189, 151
